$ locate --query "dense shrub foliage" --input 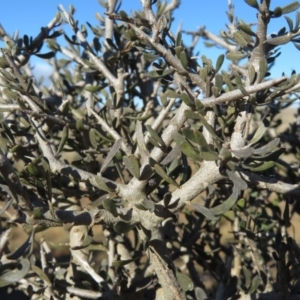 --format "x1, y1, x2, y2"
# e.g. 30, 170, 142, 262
1, 0, 300, 299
